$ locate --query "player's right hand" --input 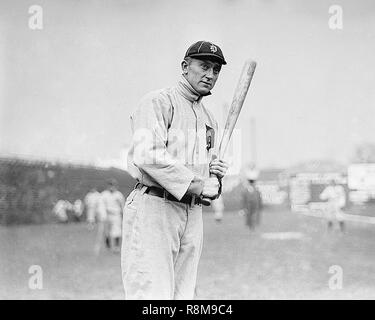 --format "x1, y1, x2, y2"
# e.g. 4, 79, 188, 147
201, 177, 220, 199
